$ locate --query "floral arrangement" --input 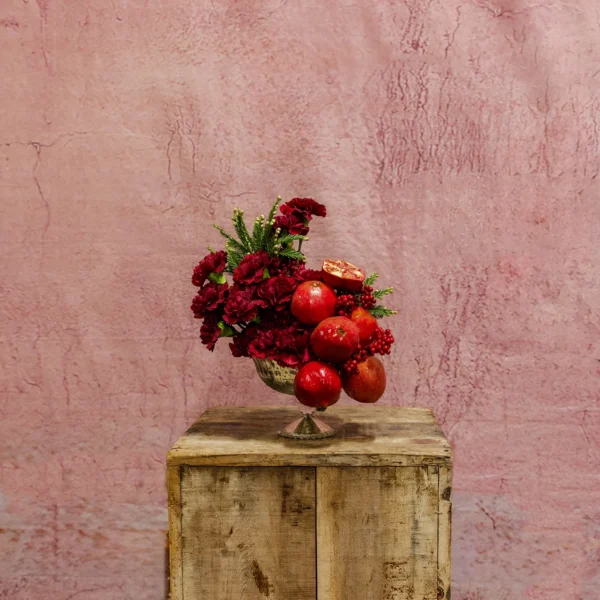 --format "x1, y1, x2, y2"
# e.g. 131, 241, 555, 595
190, 196, 397, 409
